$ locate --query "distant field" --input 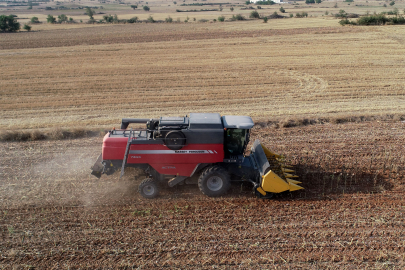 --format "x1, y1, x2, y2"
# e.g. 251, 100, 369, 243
1, 18, 405, 130
1, 0, 403, 23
